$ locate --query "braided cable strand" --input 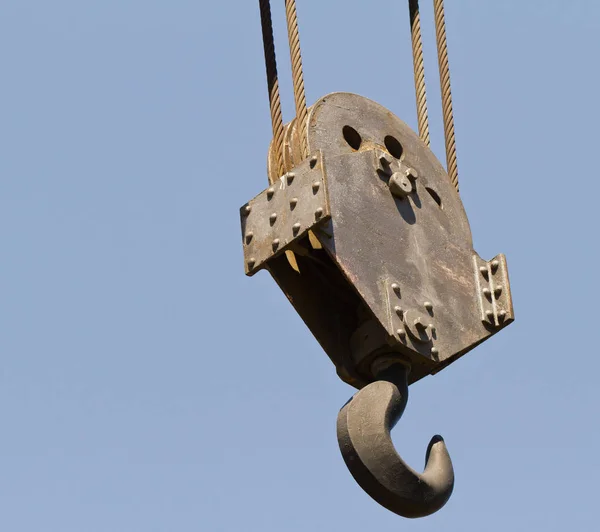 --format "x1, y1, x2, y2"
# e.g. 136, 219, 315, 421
433, 0, 459, 191
408, 0, 431, 146
284, 0, 309, 159
259, 0, 285, 181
